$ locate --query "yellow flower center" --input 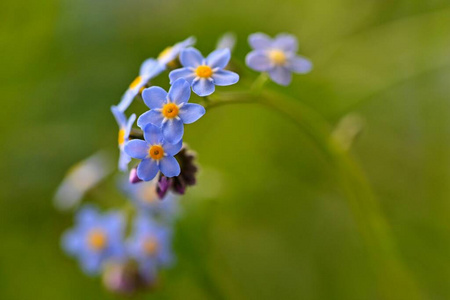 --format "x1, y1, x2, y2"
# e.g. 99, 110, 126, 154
149, 145, 164, 160
88, 229, 108, 251
142, 238, 158, 255
162, 103, 179, 119
269, 50, 287, 65
158, 47, 173, 60
195, 65, 213, 78
129, 76, 142, 89
118, 128, 126, 145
